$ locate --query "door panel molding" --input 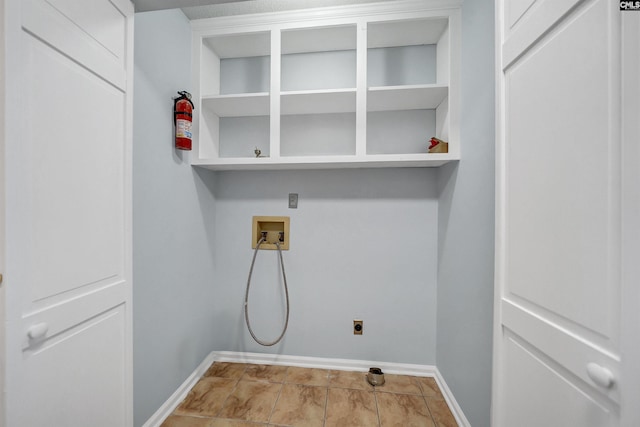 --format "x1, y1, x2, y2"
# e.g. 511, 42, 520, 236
21, 280, 127, 349
503, 0, 620, 341
503, 0, 585, 69
22, 0, 127, 89
18, 30, 127, 314
506, 0, 537, 32
21, 305, 128, 427
501, 330, 615, 427
503, 299, 620, 403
